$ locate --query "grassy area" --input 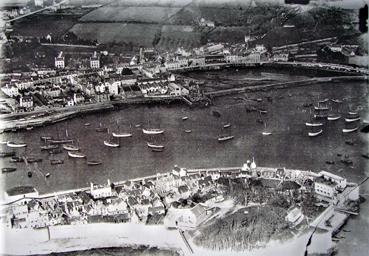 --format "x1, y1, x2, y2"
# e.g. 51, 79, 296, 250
156, 25, 203, 50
